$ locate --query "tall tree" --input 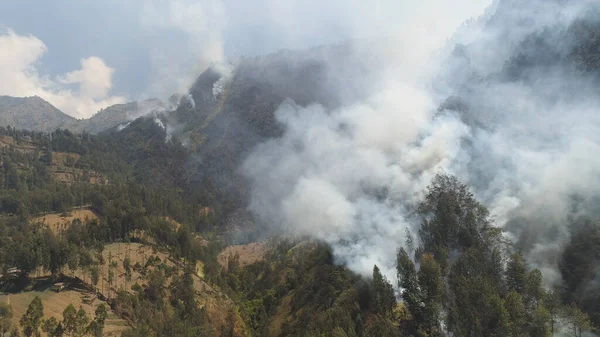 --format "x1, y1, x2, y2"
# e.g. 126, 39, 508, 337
529, 305, 551, 337
418, 253, 443, 336
19, 296, 43, 337
372, 265, 395, 318
525, 268, 544, 310
75, 307, 88, 337
544, 290, 561, 335
397, 247, 422, 331
504, 291, 526, 337
565, 305, 592, 337
506, 254, 527, 294
0, 302, 12, 337
61, 304, 77, 337
41, 317, 60, 337
87, 304, 107, 337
